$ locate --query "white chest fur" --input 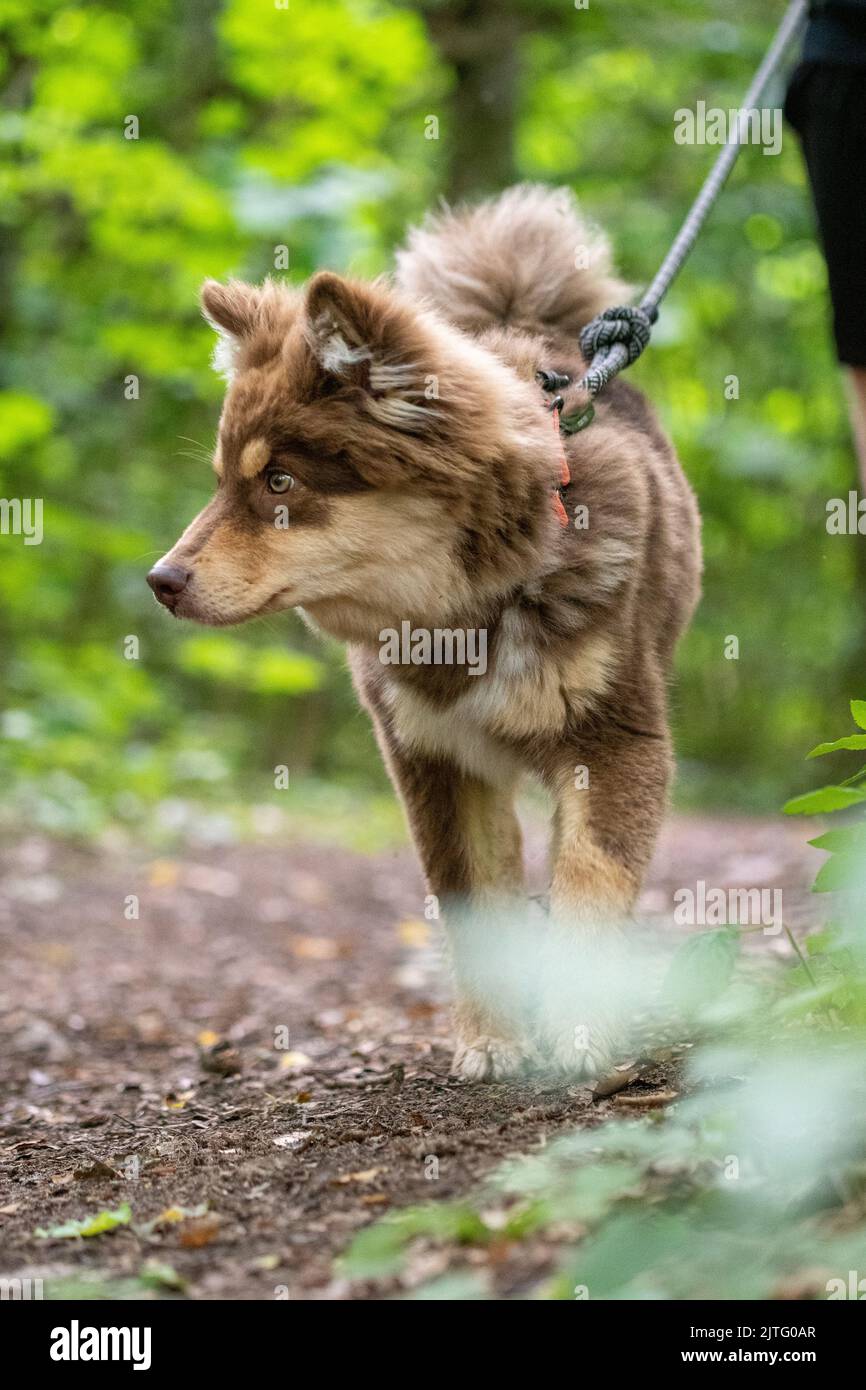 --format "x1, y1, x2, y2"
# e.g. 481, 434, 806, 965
382, 611, 614, 785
